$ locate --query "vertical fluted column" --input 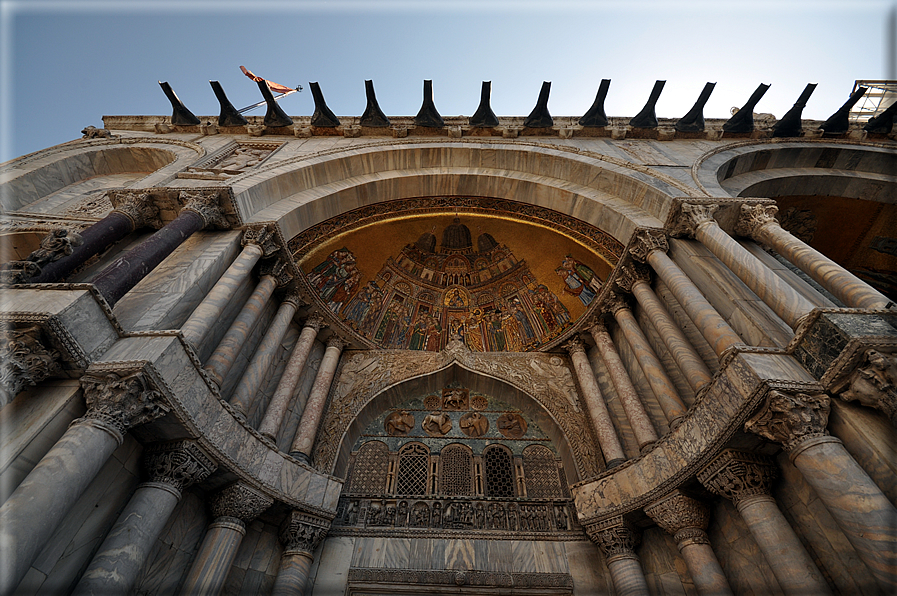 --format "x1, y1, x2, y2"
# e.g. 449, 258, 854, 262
607, 293, 687, 427
737, 204, 891, 309
617, 264, 713, 392
289, 336, 346, 462
92, 190, 231, 306
673, 203, 816, 329
229, 292, 303, 421
585, 518, 650, 596
745, 390, 897, 591
697, 449, 831, 596
645, 492, 733, 596
630, 229, 744, 358
178, 483, 273, 596
258, 313, 327, 442
0, 371, 169, 595
181, 225, 279, 348
72, 441, 216, 596
564, 337, 627, 467
587, 322, 658, 450
271, 511, 330, 596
